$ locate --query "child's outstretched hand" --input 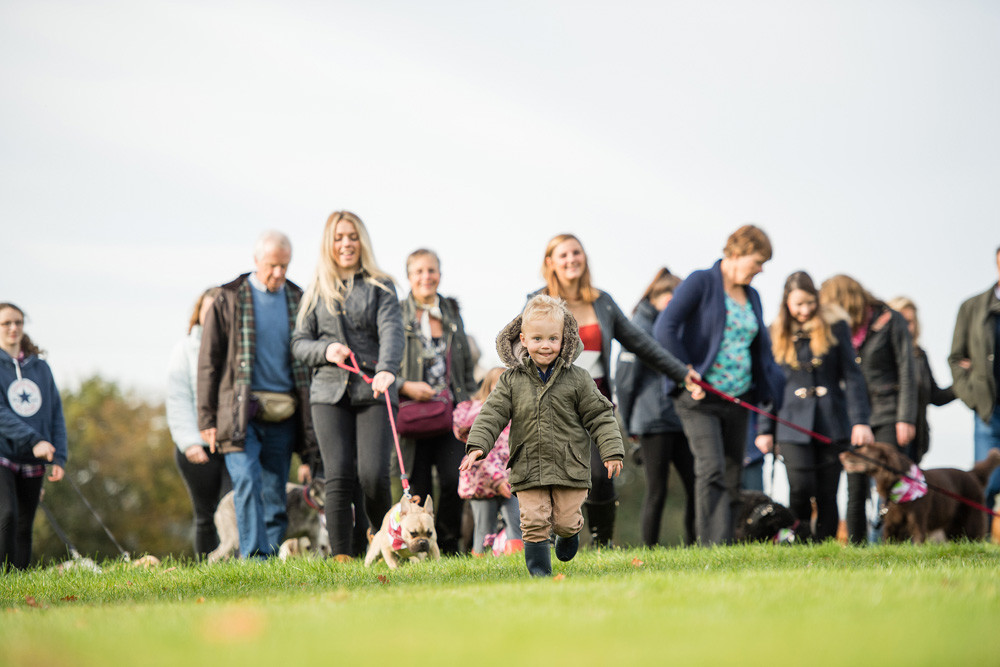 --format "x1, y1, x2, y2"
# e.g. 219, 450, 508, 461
605, 460, 623, 479
458, 450, 482, 471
